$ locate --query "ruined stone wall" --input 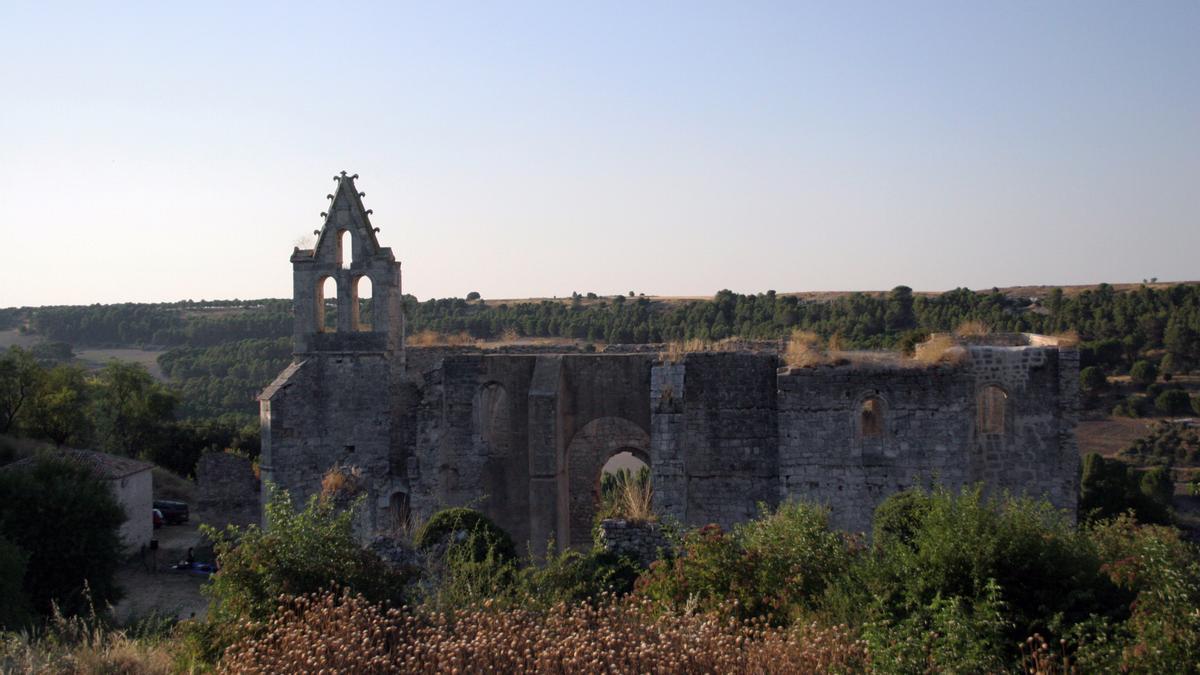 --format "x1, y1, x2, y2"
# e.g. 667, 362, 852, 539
651, 353, 779, 530
195, 451, 260, 531
259, 353, 396, 534
965, 346, 1079, 512
405, 353, 538, 545
400, 352, 655, 551
597, 519, 669, 567
778, 363, 972, 532
778, 346, 1079, 533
